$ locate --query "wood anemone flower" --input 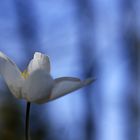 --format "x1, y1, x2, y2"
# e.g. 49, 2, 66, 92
0, 52, 95, 104
0, 52, 95, 140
